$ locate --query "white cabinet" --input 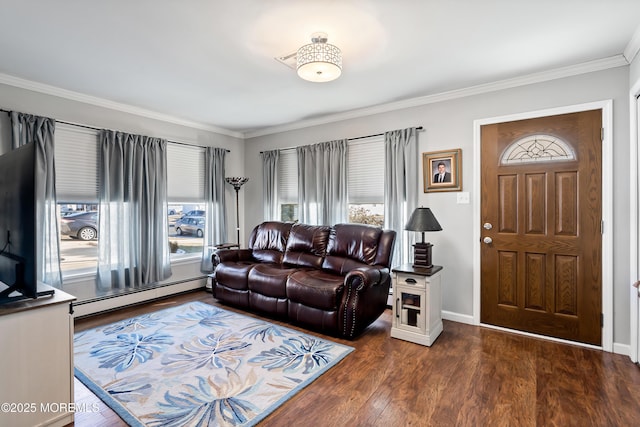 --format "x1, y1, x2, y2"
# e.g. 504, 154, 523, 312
390, 264, 443, 346
0, 285, 76, 427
